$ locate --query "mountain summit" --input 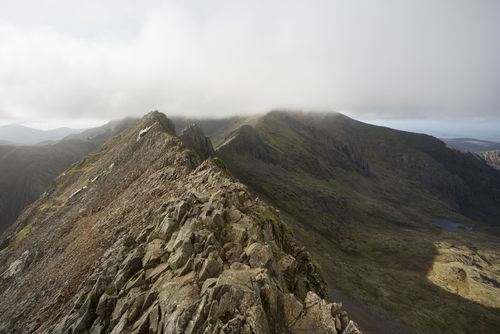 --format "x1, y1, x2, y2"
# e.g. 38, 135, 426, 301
0, 112, 360, 334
